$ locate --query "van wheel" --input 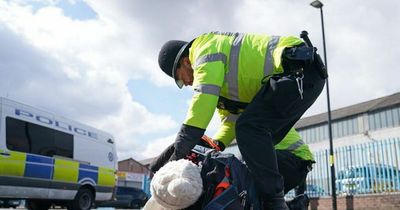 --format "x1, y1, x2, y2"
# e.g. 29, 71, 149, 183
25, 200, 51, 210
69, 188, 94, 210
